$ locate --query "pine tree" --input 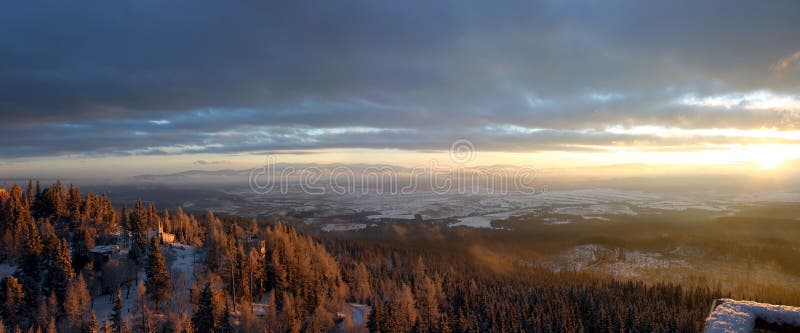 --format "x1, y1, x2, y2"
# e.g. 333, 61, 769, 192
81, 311, 98, 333
45, 238, 74, 302
352, 262, 371, 303
0, 277, 24, 325
263, 292, 278, 332
3, 185, 33, 259
191, 283, 216, 333
415, 275, 440, 332
46, 292, 57, 326
265, 254, 287, 297
25, 180, 34, 208
111, 290, 123, 333
18, 221, 42, 306
67, 184, 83, 222
30, 181, 43, 218
126, 200, 148, 263
278, 293, 302, 333
366, 298, 383, 333
39, 182, 65, 218
147, 204, 159, 231
144, 238, 171, 308
46, 319, 56, 333
390, 284, 418, 332
218, 306, 233, 333
64, 275, 91, 329
71, 228, 95, 272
